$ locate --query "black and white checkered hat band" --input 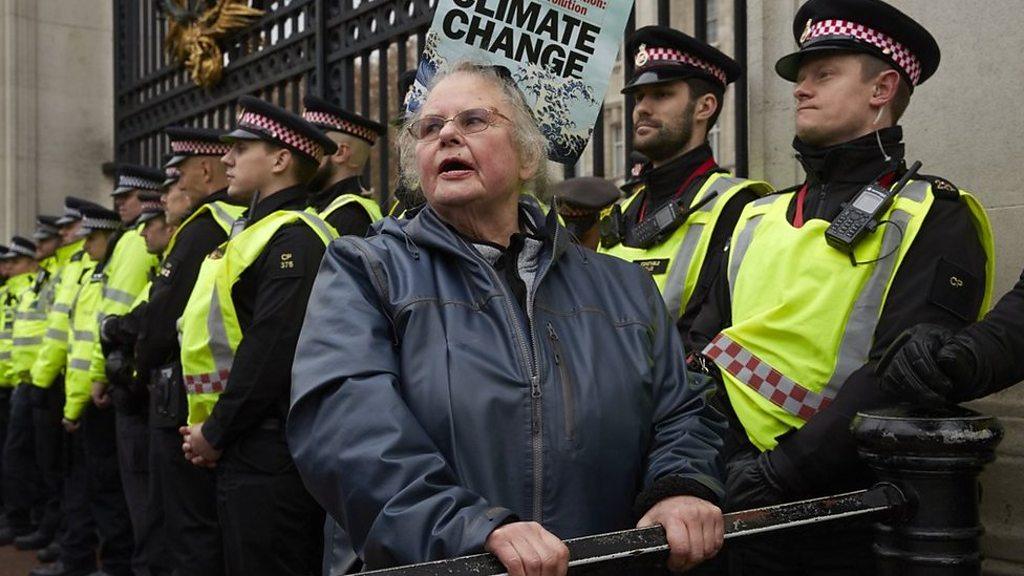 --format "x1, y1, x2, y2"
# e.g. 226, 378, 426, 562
7, 244, 35, 258
117, 175, 163, 191
238, 111, 324, 162
64, 208, 82, 219
165, 167, 181, 179
82, 217, 121, 231
640, 47, 727, 85
171, 140, 231, 156
303, 111, 379, 144
803, 19, 921, 85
